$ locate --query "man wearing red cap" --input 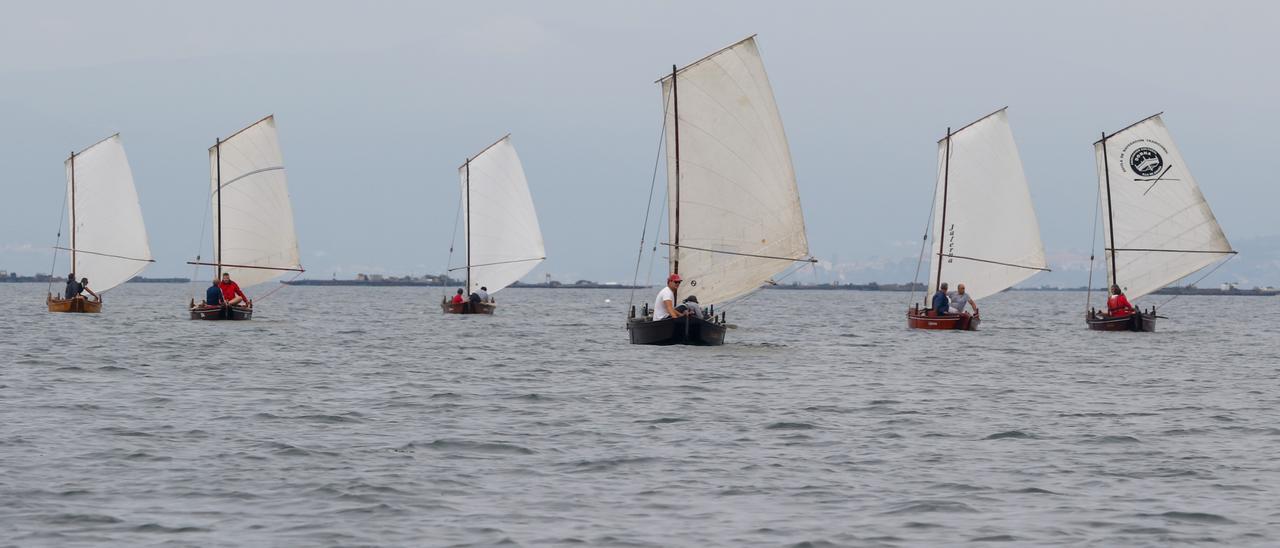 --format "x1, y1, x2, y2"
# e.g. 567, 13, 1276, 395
653, 273, 688, 321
